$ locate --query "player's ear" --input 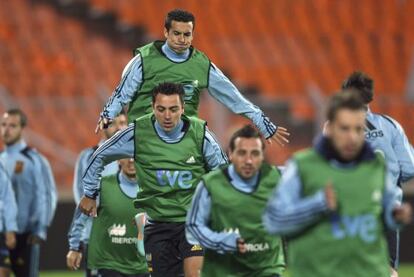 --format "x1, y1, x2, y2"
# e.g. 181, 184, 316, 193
323, 120, 331, 136
164, 27, 169, 38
